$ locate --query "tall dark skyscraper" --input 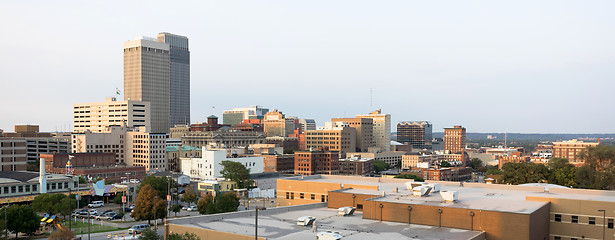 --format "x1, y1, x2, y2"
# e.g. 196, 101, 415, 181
157, 32, 190, 128
397, 121, 432, 150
